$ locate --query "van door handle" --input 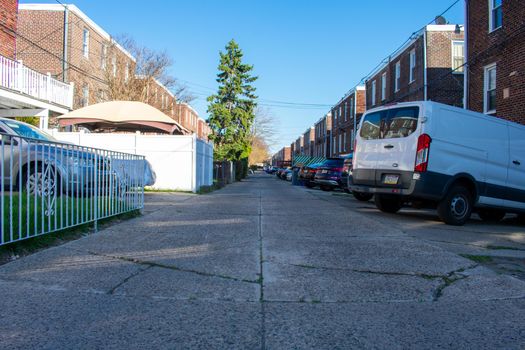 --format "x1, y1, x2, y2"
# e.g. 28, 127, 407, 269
384, 144, 394, 149
513, 160, 521, 165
